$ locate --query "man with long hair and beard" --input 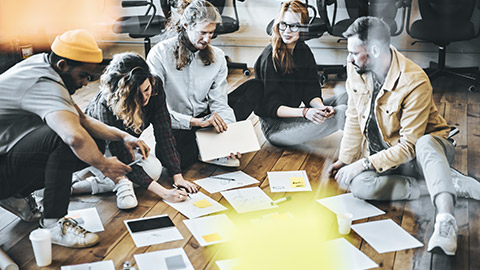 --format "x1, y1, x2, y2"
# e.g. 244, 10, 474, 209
147, 0, 263, 169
